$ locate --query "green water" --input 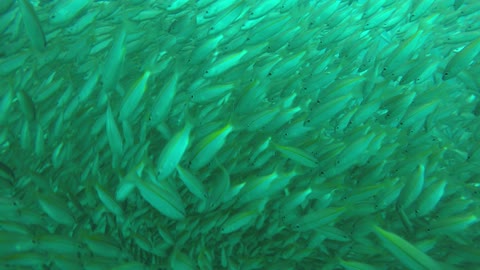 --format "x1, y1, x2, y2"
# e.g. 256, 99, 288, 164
0, 0, 479, 269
